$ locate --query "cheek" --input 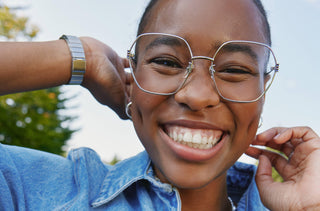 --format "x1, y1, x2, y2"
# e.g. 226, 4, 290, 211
130, 86, 167, 151
229, 101, 263, 152
131, 86, 166, 124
